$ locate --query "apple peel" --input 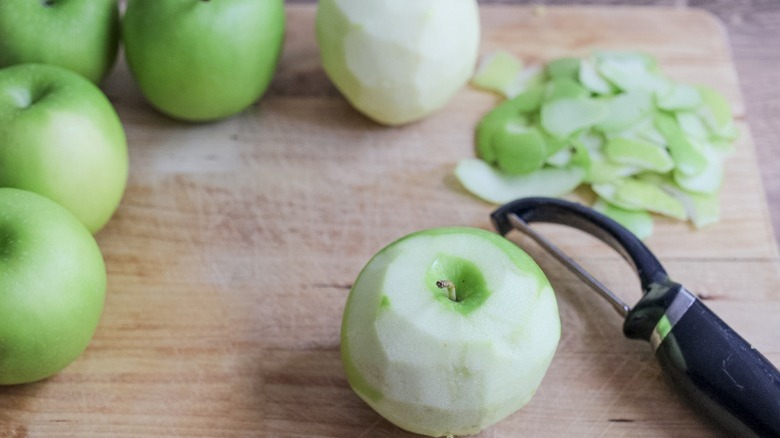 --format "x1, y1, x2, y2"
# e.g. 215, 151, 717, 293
455, 158, 585, 205
459, 50, 739, 237
593, 199, 654, 240
472, 51, 523, 97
